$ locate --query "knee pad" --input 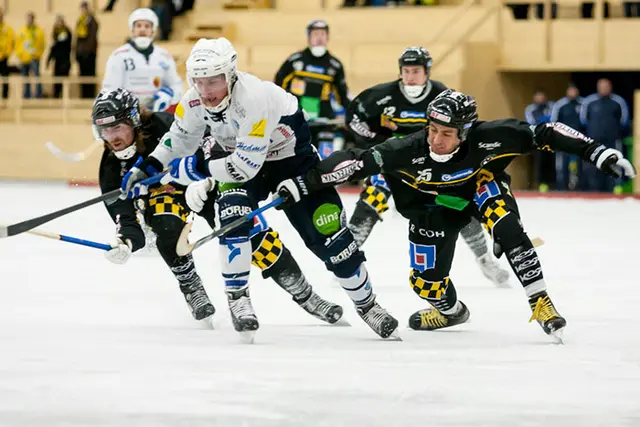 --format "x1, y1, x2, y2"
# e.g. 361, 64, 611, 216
217, 188, 253, 238
150, 214, 187, 266
250, 229, 284, 273
359, 175, 391, 216
486, 204, 528, 254
409, 270, 458, 312
311, 227, 366, 278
